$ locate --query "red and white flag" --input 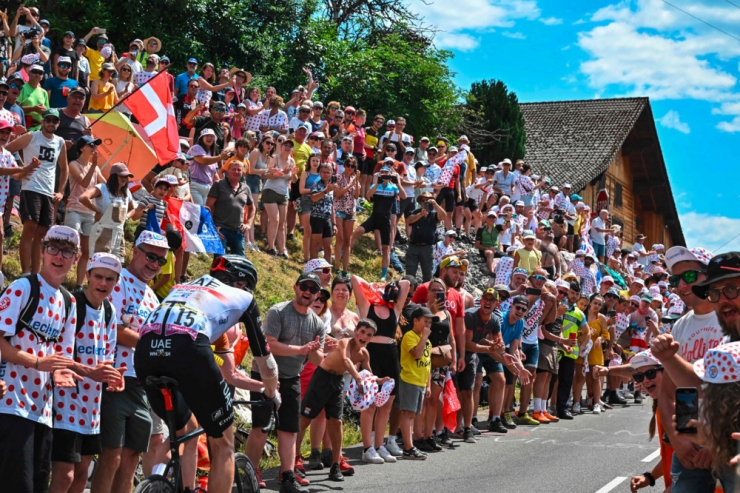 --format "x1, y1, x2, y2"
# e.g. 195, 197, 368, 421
123, 73, 179, 164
